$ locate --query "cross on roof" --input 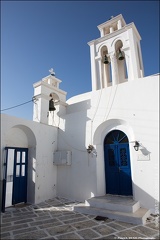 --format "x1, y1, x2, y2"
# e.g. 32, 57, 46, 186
49, 68, 55, 76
